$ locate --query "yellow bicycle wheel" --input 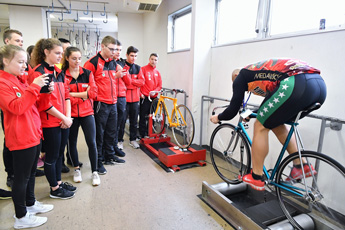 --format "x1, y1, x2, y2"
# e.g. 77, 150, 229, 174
171, 104, 195, 148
